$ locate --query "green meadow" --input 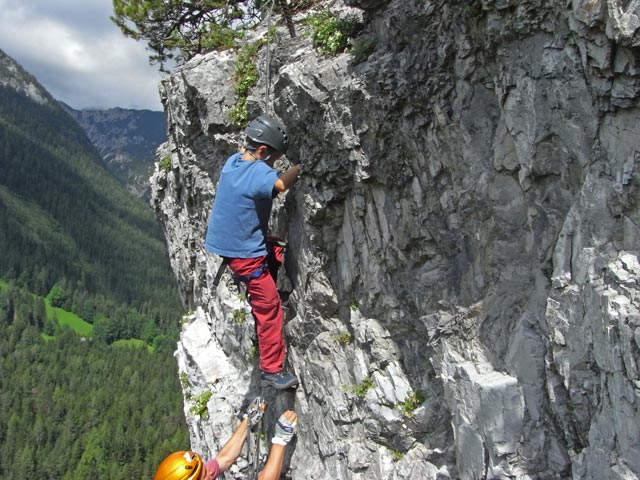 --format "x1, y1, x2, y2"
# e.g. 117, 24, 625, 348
44, 300, 93, 336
